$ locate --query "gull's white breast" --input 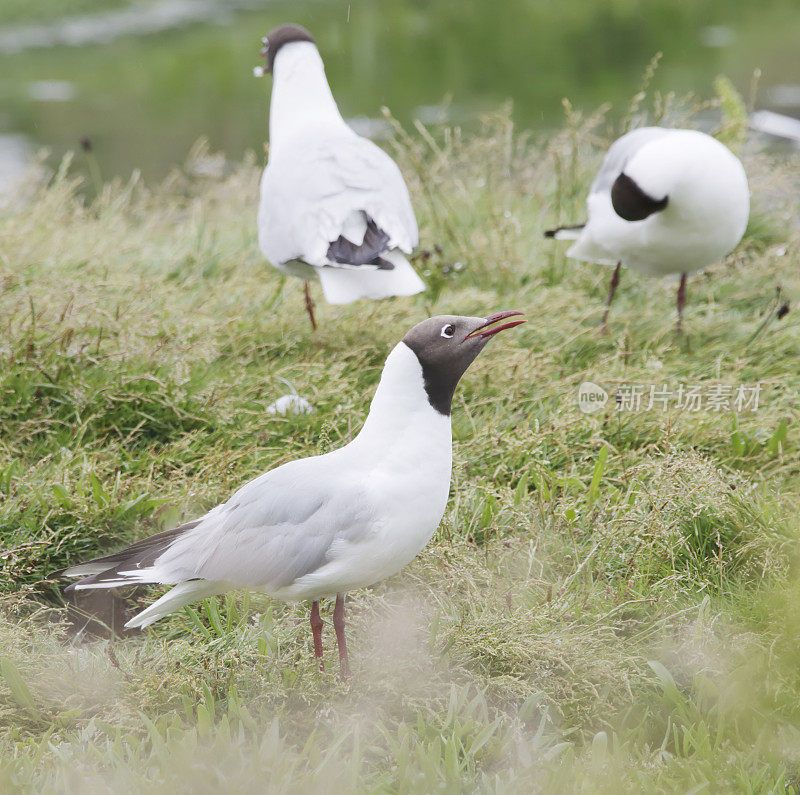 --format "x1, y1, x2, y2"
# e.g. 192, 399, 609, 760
273, 343, 452, 601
